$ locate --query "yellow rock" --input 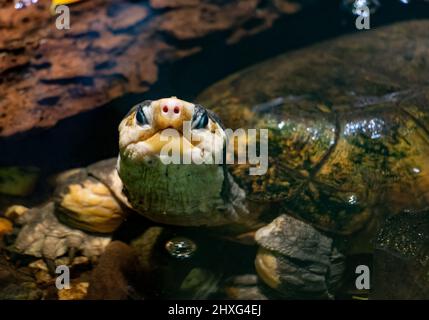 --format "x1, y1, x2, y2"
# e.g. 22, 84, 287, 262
55, 257, 71, 267
29, 259, 49, 271
71, 256, 89, 267
54, 256, 89, 267
0, 217, 13, 238
35, 270, 53, 285
5, 205, 29, 221
58, 282, 89, 300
